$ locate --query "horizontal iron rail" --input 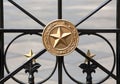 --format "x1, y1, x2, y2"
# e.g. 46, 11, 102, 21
0, 29, 120, 33
77, 29, 120, 33
0, 29, 43, 33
